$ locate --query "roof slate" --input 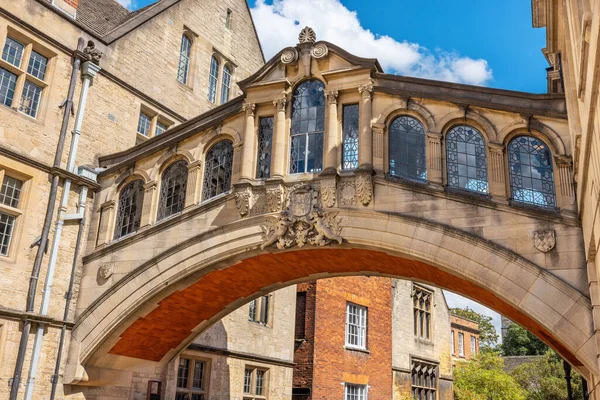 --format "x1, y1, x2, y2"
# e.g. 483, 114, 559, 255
76, 0, 148, 36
